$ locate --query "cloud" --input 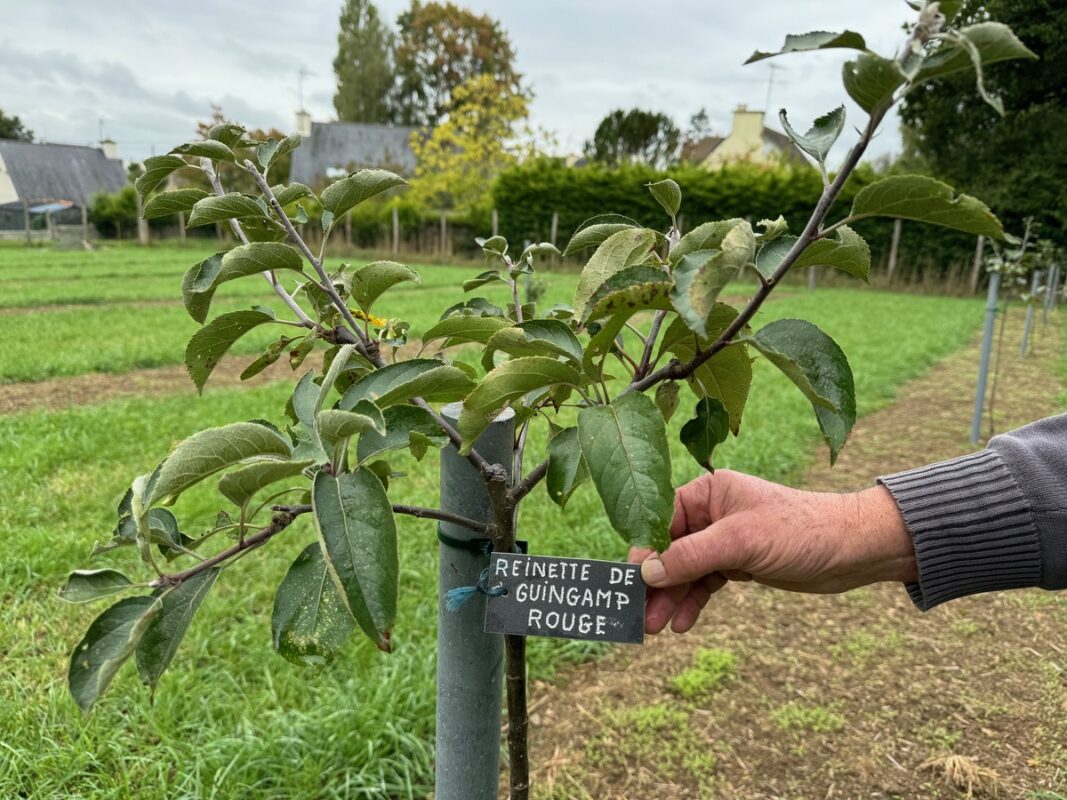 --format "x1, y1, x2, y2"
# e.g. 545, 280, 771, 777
0, 0, 915, 166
